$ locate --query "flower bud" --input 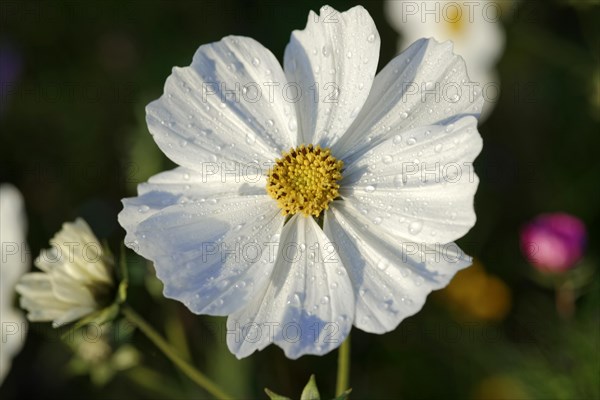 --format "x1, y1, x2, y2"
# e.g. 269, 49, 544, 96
520, 213, 587, 272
